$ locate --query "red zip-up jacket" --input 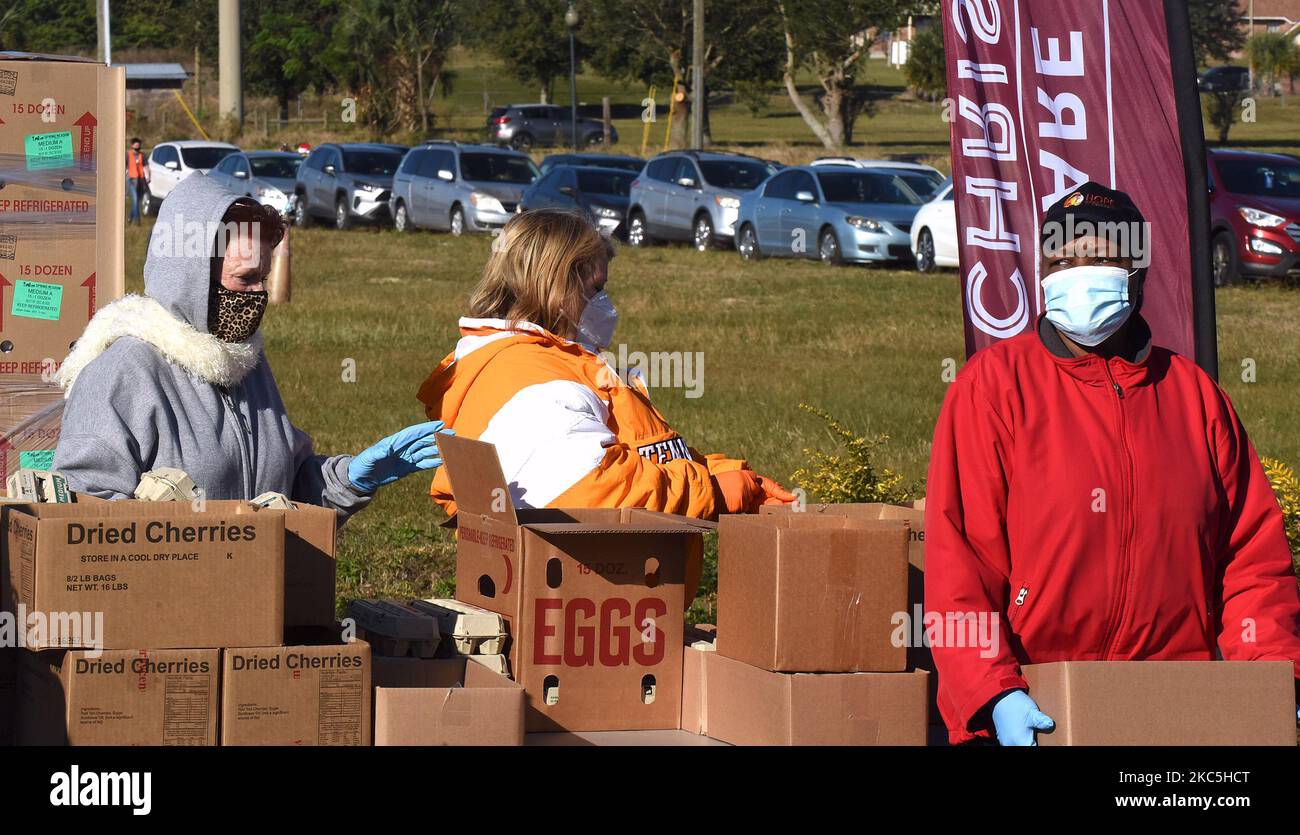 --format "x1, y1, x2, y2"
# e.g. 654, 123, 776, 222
925, 316, 1300, 744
